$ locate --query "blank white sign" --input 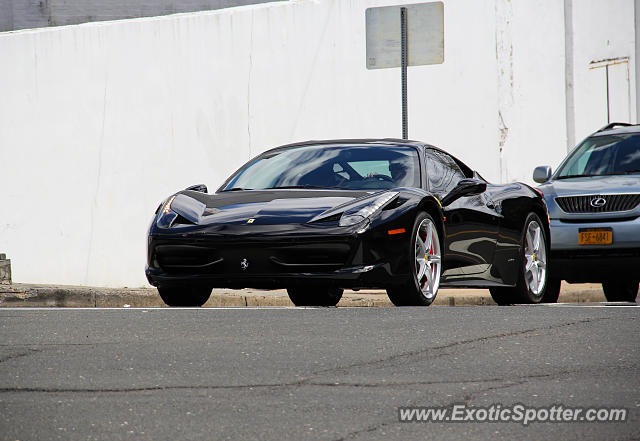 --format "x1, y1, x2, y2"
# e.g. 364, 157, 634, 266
366, 2, 444, 69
